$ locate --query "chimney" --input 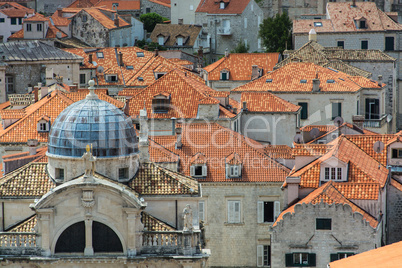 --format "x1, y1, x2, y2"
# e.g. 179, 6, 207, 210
114, 14, 120, 27
242, 101, 247, 111
175, 127, 182, 149
352, 115, 365, 130
40, 86, 48, 99
154, 48, 159, 56
118, 52, 123, 66
308, 29, 317, 42
70, 84, 78, 92
178, 18, 183, 25
378, 75, 383, 87
233, 107, 238, 114
144, 45, 148, 51
225, 48, 229, 57
139, 108, 149, 163
286, 177, 301, 206
88, 54, 93, 64
27, 139, 39, 156
251, 65, 259, 80
352, 0, 356, 7
33, 86, 39, 102
312, 78, 320, 92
